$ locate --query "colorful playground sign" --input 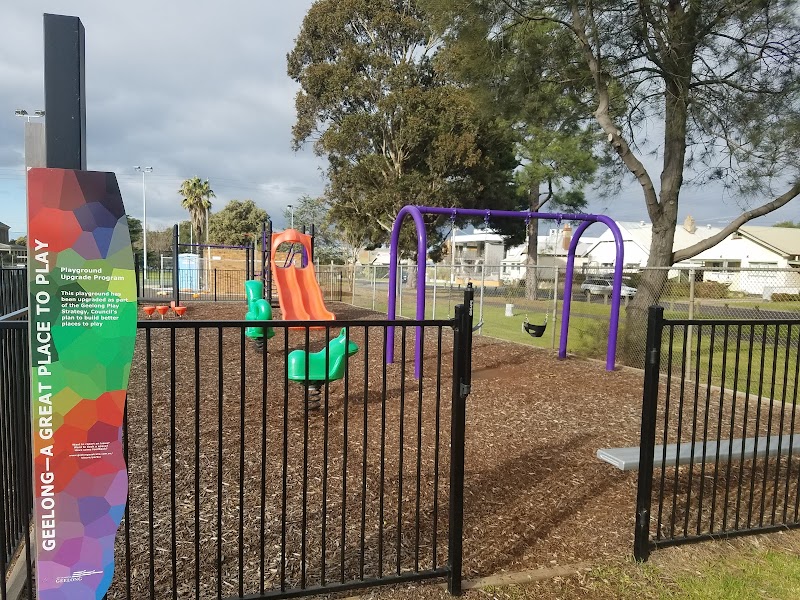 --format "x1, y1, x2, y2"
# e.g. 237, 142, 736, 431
27, 169, 137, 599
